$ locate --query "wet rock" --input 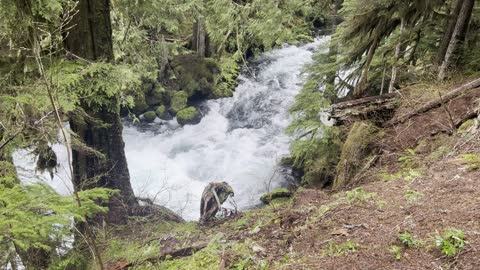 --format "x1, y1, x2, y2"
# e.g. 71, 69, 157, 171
155, 105, 170, 120
142, 111, 157, 123
132, 93, 149, 115
146, 84, 167, 106
170, 91, 189, 113
177, 107, 201, 126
